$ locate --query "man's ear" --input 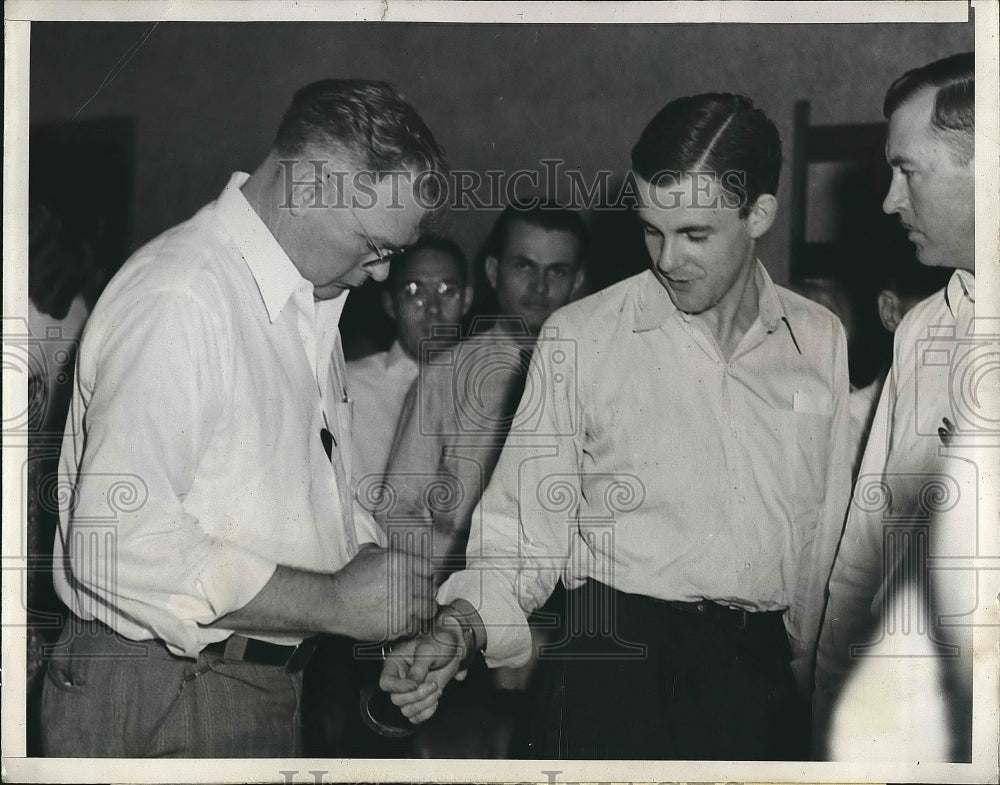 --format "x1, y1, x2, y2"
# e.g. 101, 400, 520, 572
284, 165, 324, 218
461, 285, 475, 317
484, 256, 499, 291
571, 267, 585, 298
381, 288, 397, 322
877, 289, 905, 333
746, 194, 778, 240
